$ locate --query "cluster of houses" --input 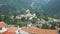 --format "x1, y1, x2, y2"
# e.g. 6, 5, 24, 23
0, 21, 58, 34
15, 9, 60, 31
0, 9, 59, 34
16, 9, 36, 20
